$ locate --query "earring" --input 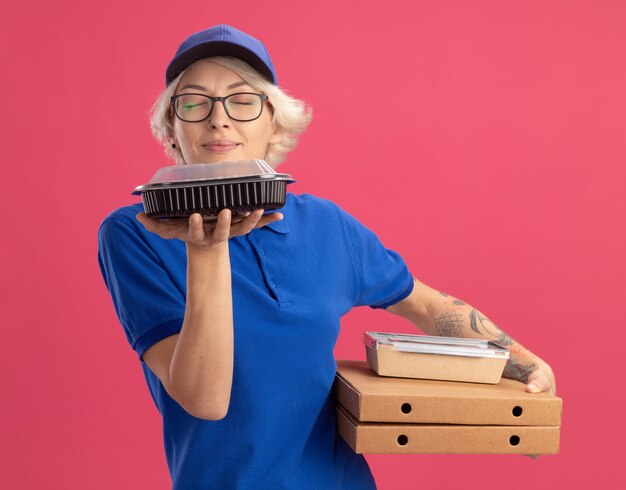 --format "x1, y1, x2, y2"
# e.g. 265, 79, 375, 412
171, 143, 177, 149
